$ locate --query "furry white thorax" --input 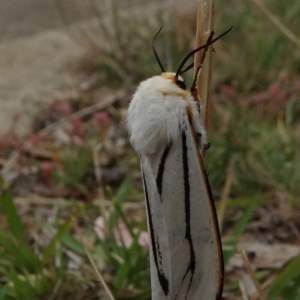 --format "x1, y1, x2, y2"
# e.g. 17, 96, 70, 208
127, 72, 208, 154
